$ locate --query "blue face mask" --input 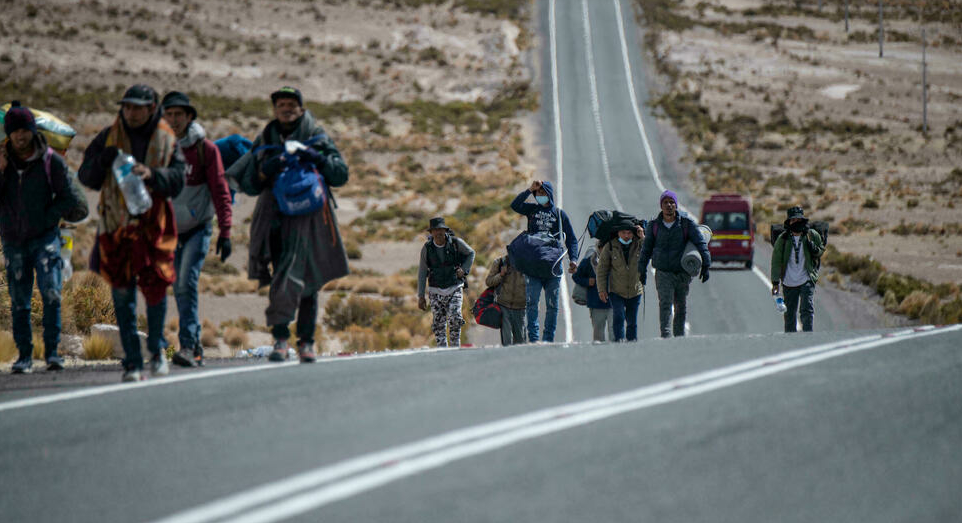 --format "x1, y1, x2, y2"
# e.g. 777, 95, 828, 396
618, 237, 632, 245
535, 195, 549, 205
